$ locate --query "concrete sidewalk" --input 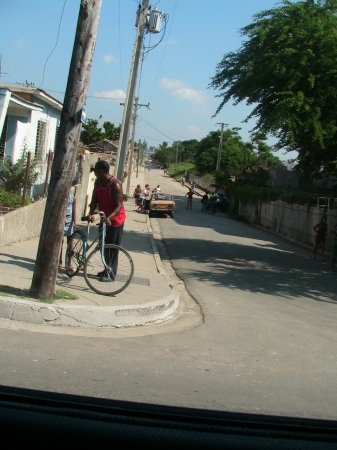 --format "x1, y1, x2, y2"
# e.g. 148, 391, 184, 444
0, 169, 179, 328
